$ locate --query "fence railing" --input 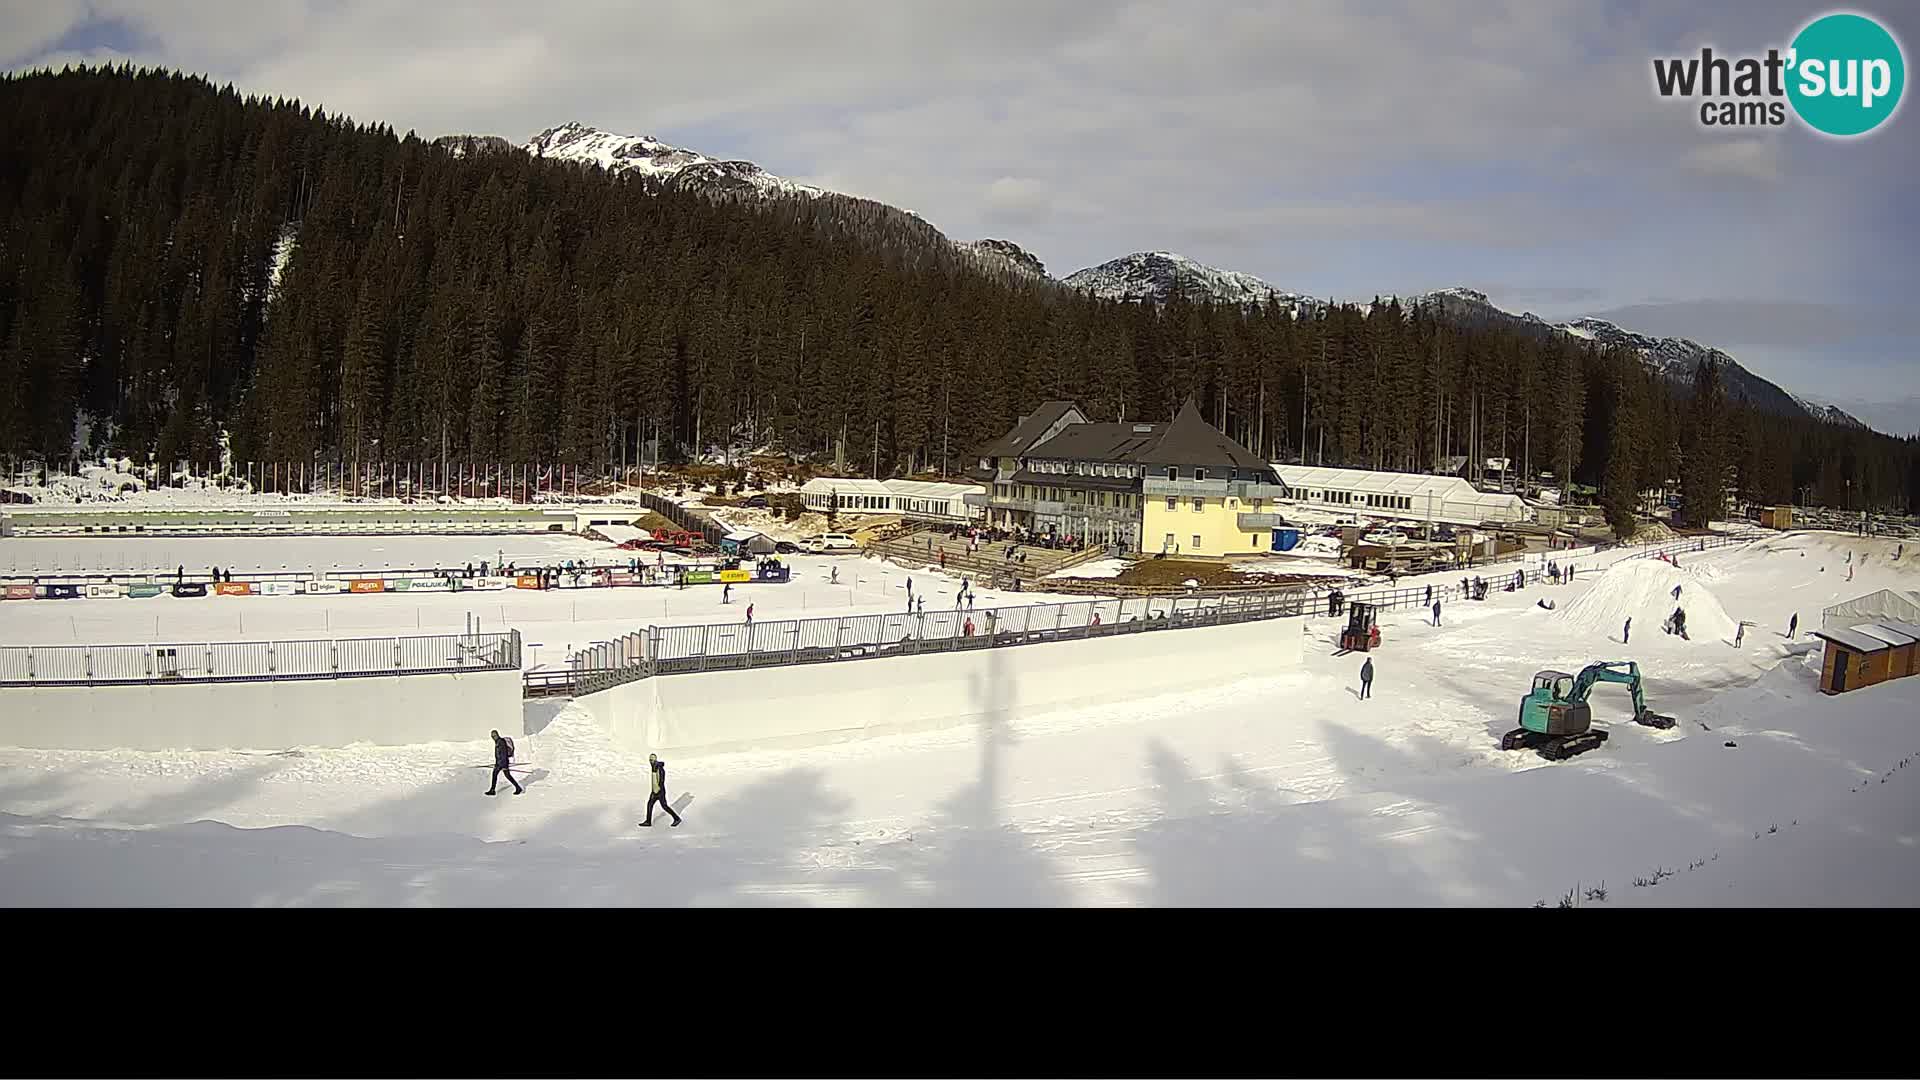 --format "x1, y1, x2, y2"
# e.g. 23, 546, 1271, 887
0, 630, 520, 687
527, 527, 1773, 698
